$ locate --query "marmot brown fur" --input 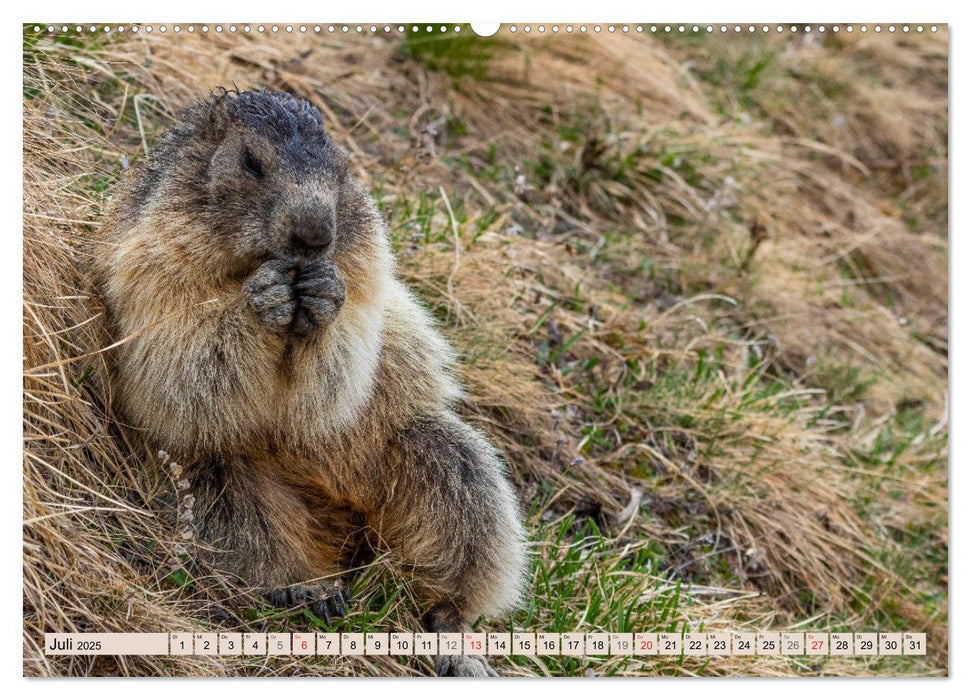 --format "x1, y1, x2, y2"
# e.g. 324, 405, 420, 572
93, 89, 527, 676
